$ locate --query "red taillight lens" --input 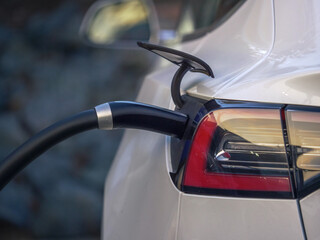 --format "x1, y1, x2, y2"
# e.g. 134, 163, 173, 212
182, 108, 293, 198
